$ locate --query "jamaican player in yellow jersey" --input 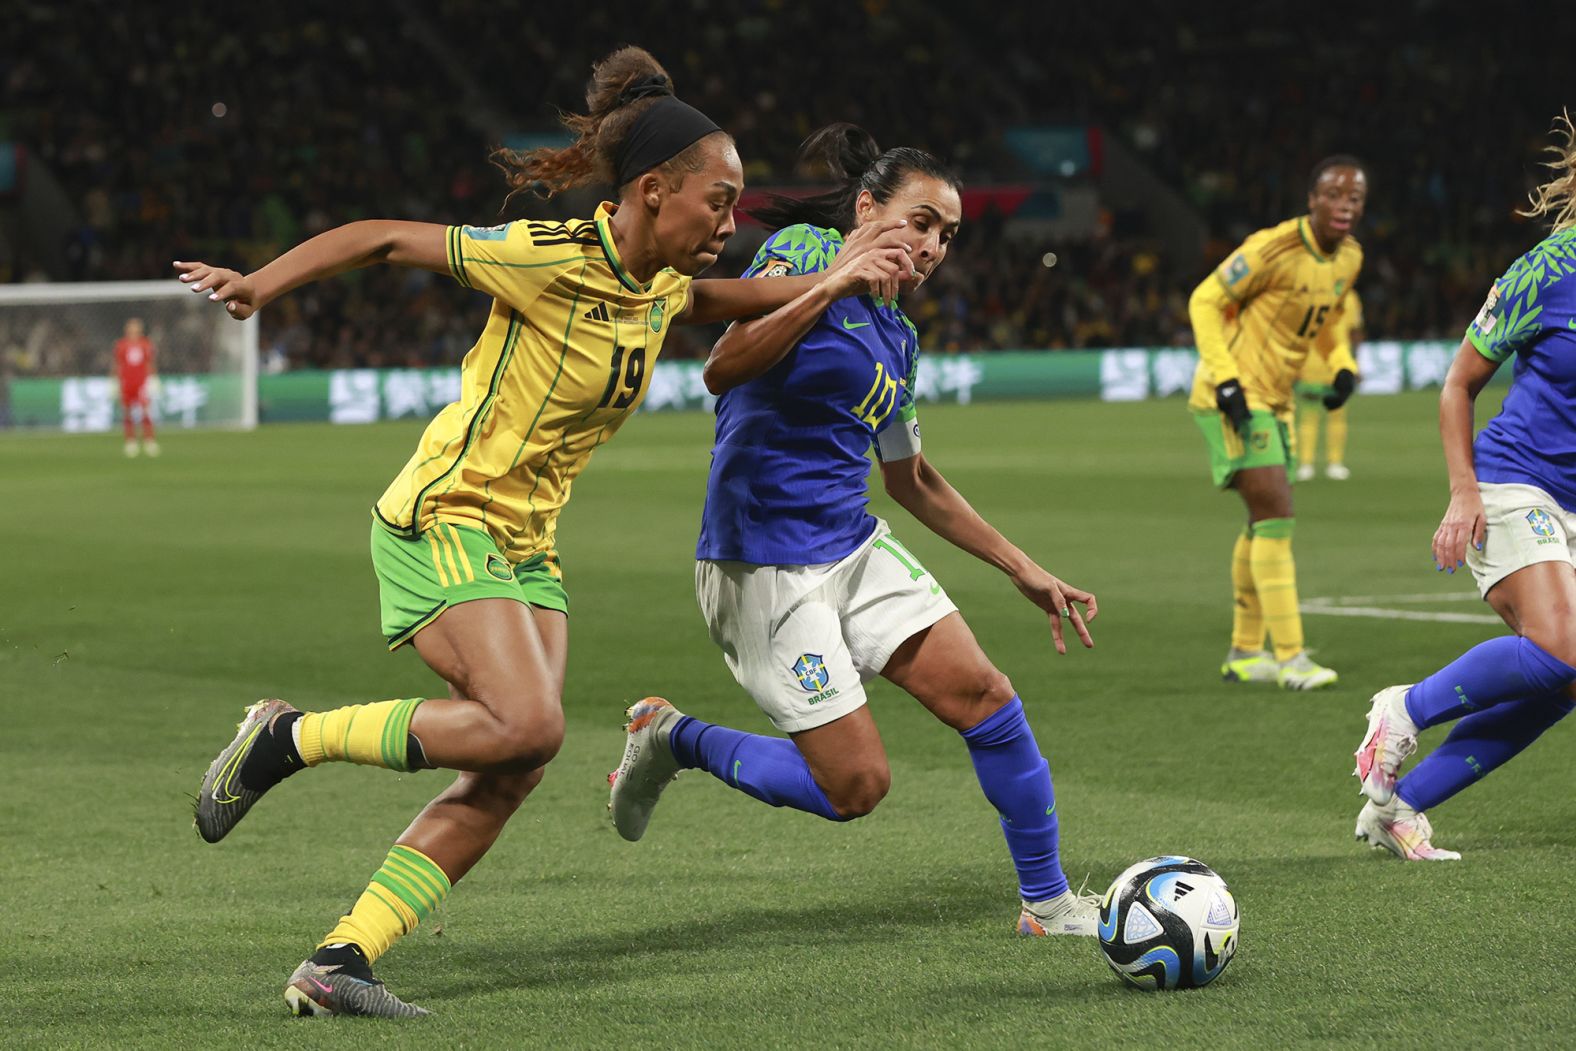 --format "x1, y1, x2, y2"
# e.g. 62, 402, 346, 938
175, 47, 916, 1018
1188, 155, 1366, 691
1297, 289, 1364, 481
